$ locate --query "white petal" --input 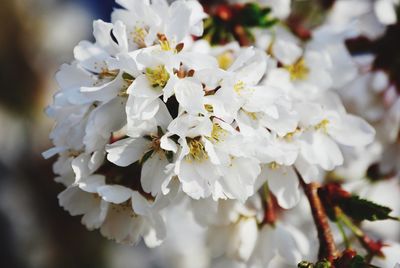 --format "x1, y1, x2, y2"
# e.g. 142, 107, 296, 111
131, 191, 152, 216
174, 78, 206, 114
329, 114, 375, 146
143, 226, 164, 248
251, 225, 276, 265
80, 75, 124, 102
301, 132, 343, 170
89, 150, 105, 171
165, 1, 191, 42
294, 156, 319, 184
58, 186, 98, 216
130, 75, 163, 99
93, 97, 127, 135
42, 147, 67, 159
276, 225, 303, 264
106, 137, 148, 167
97, 185, 133, 204
273, 39, 302, 66
375, 0, 397, 25
160, 135, 178, 153
141, 154, 169, 196
71, 153, 91, 180
82, 199, 109, 230
78, 174, 105, 193
267, 166, 300, 209
100, 206, 139, 243
235, 53, 267, 85
179, 52, 218, 70
74, 41, 108, 72
179, 160, 211, 199
218, 157, 260, 202
227, 217, 258, 262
